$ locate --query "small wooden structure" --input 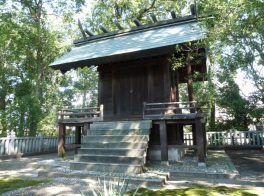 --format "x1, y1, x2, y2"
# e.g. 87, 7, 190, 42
51, 6, 209, 165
